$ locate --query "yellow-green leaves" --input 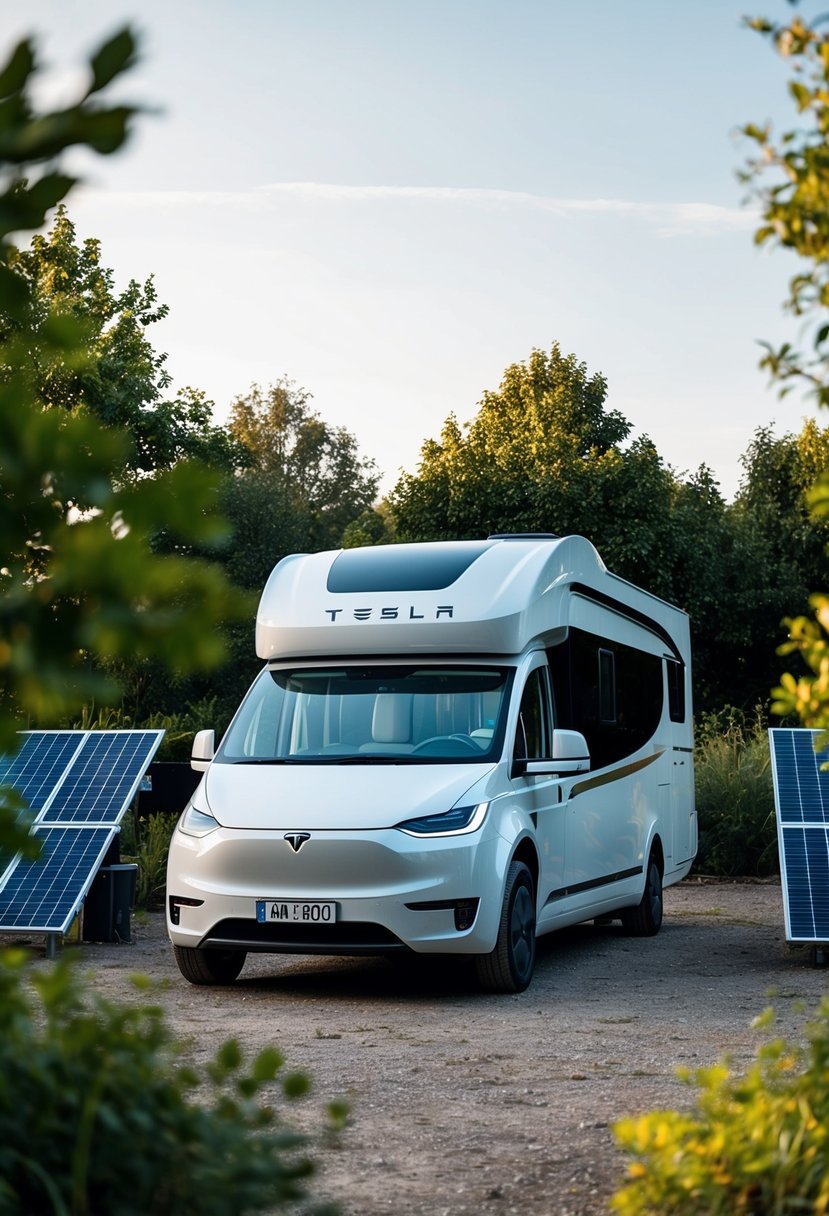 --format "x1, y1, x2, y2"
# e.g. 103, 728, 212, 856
742, 16, 829, 401
613, 999, 829, 1215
